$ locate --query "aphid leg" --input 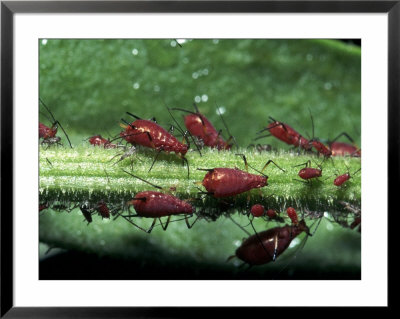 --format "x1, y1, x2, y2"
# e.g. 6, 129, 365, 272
157, 216, 171, 231
249, 219, 274, 261
45, 158, 53, 168
293, 160, 312, 169
122, 215, 153, 233
261, 159, 286, 173
235, 153, 249, 171
185, 214, 199, 229
228, 215, 251, 236
148, 147, 164, 173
